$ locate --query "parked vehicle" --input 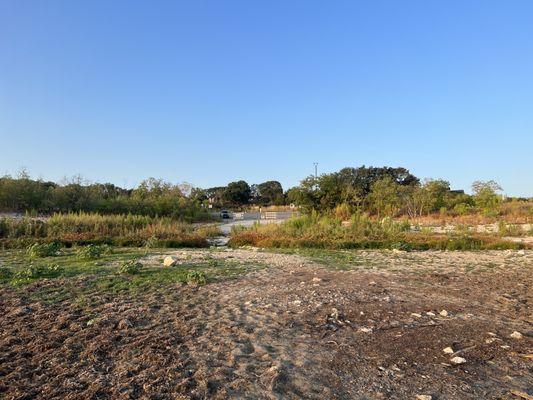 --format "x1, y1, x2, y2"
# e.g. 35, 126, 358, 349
220, 210, 231, 219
